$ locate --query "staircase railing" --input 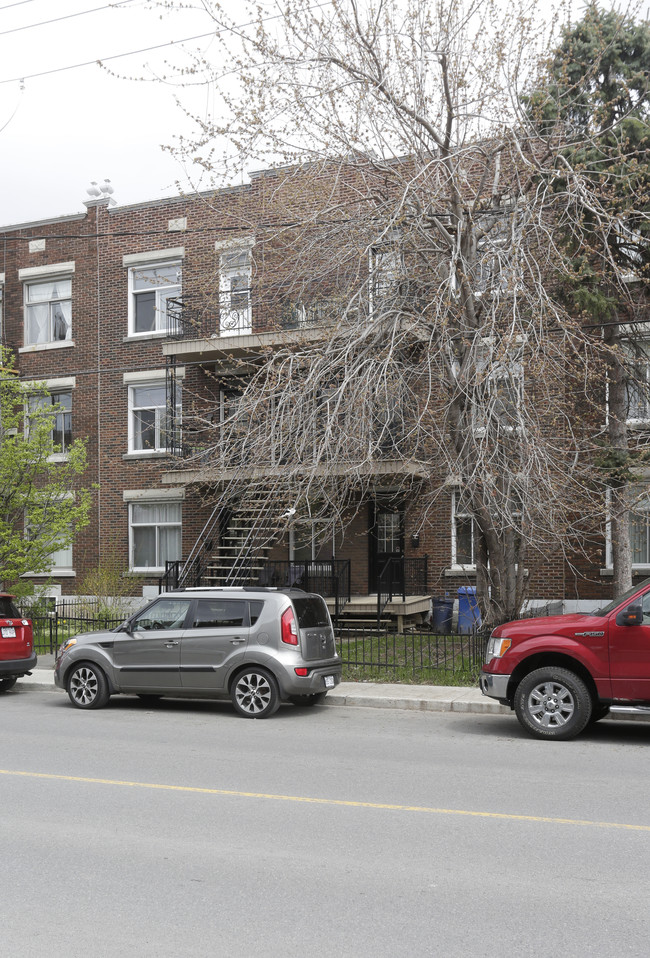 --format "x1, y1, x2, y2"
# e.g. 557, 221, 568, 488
158, 502, 229, 593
